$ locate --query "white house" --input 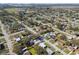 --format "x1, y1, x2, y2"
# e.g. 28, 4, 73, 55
15, 37, 21, 42
38, 42, 46, 48
34, 40, 41, 44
